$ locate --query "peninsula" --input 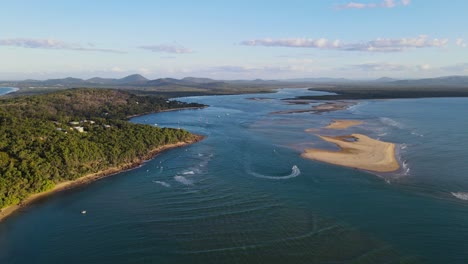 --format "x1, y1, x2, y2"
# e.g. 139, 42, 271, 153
0, 88, 204, 221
